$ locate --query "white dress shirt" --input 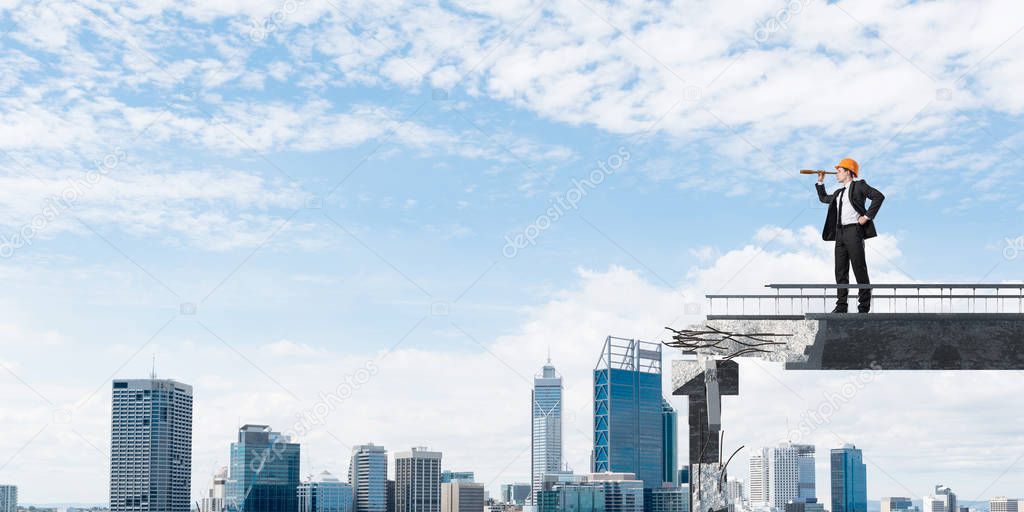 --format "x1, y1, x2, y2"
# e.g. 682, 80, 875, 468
838, 179, 862, 225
